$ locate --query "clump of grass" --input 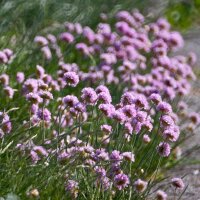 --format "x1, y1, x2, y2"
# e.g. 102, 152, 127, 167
0, 8, 199, 200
